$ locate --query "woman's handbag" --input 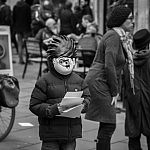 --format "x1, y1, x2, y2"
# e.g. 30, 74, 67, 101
0, 74, 20, 108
